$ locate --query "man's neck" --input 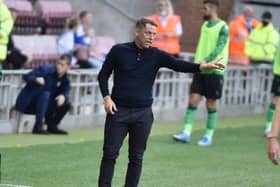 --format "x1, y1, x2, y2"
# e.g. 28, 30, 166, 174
57, 72, 65, 78
209, 14, 218, 23
134, 40, 144, 50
